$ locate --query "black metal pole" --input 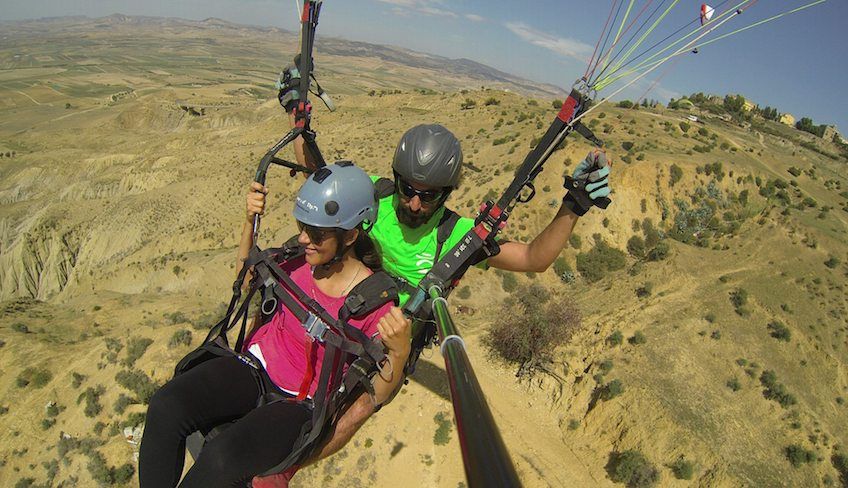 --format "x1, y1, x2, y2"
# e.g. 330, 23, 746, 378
428, 287, 522, 488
